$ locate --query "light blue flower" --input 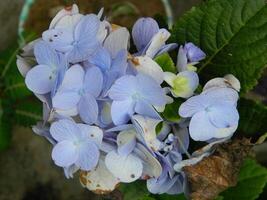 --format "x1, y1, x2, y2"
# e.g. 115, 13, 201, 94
132, 17, 177, 58
25, 41, 66, 95
43, 14, 101, 63
52, 65, 103, 124
108, 74, 167, 125
50, 119, 103, 170
177, 42, 206, 72
179, 87, 239, 141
